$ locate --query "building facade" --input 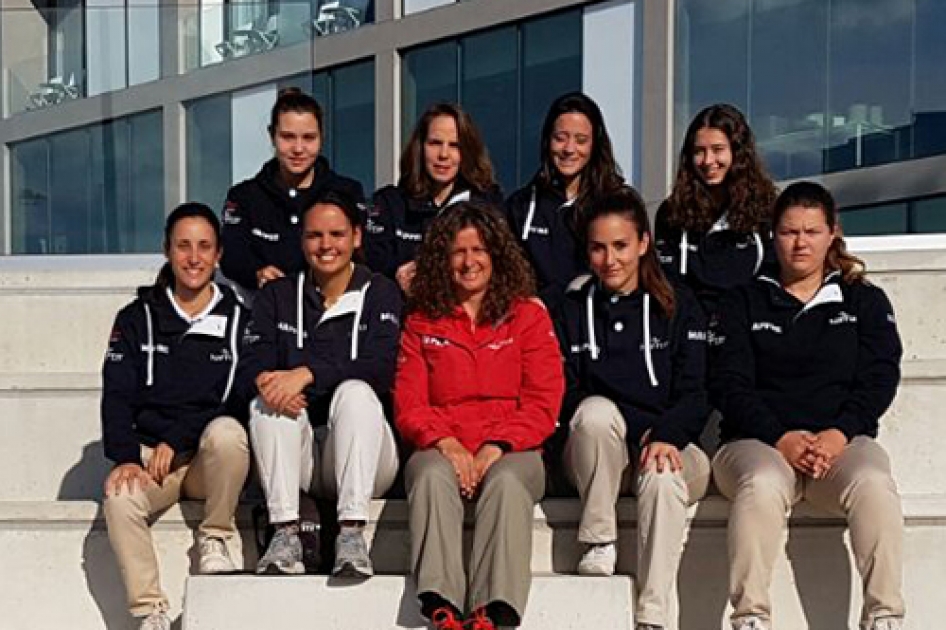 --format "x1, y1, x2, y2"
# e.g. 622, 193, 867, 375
0, 0, 944, 256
